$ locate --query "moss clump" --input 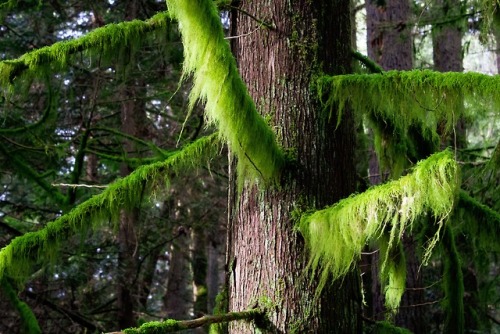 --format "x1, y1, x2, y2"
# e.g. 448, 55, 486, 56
124, 319, 187, 334
298, 150, 459, 310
